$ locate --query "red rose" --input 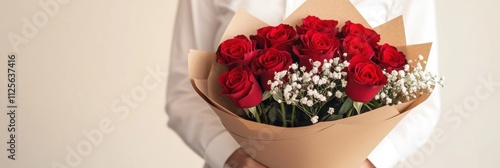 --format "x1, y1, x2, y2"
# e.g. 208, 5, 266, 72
219, 66, 263, 108
373, 44, 407, 72
250, 24, 297, 51
216, 35, 259, 69
345, 56, 388, 102
296, 16, 339, 35
342, 36, 375, 60
251, 48, 293, 90
341, 21, 380, 46
293, 31, 340, 71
